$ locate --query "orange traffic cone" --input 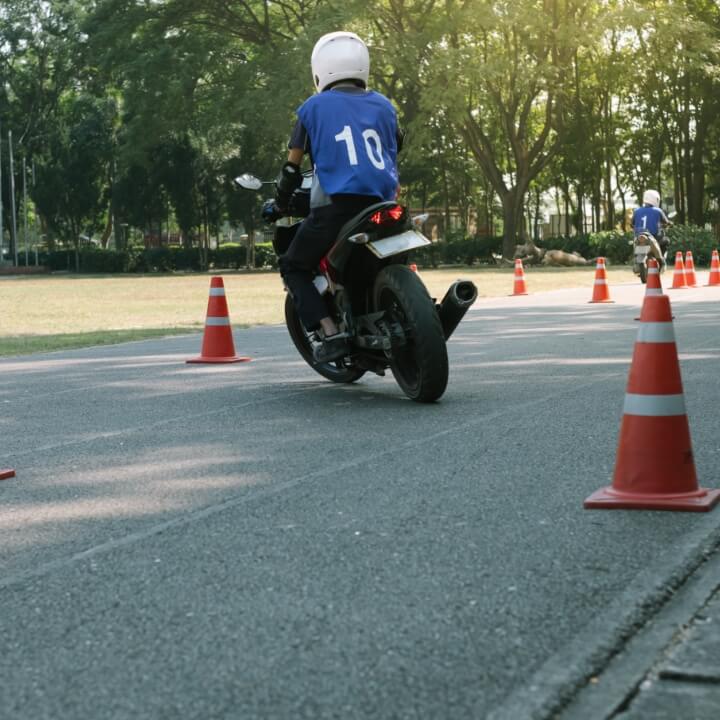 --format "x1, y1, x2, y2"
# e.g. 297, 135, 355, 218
186, 277, 251, 364
684, 251, 698, 287
634, 258, 664, 320
585, 294, 720, 511
1, 468, 15, 480
707, 249, 720, 287
670, 252, 688, 289
510, 258, 528, 296
644, 258, 663, 296
408, 263, 426, 285
589, 257, 613, 303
